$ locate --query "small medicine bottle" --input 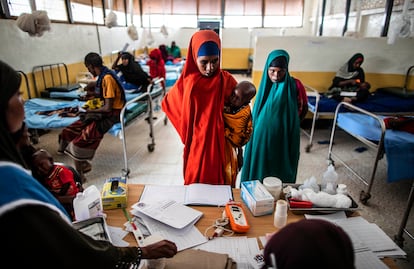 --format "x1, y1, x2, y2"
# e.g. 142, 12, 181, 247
321, 164, 338, 195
